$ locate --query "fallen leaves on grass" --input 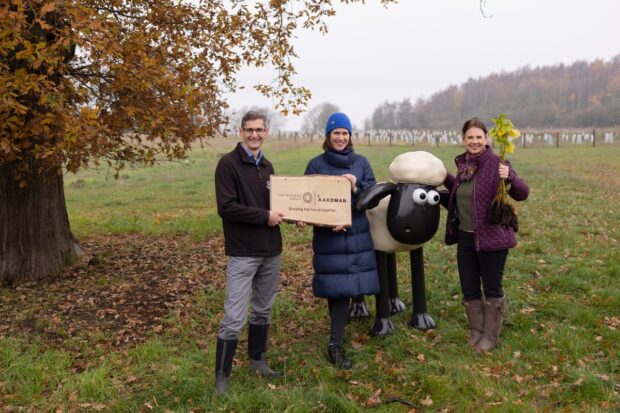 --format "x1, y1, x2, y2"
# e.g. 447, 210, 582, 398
77, 403, 106, 411
366, 388, 382, 406
420, 395, 433, 406
0, 234, 226, 352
